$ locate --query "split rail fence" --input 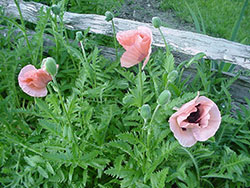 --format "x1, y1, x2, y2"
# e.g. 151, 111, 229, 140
0, 0, 250, 105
